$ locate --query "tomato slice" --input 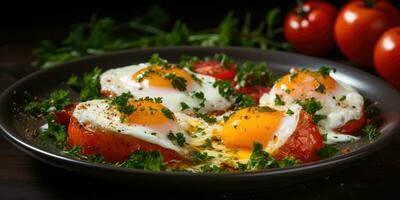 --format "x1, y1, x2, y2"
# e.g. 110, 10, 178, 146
67, 117, 184, 163
54, 104, 76, 126
192, 61, 236, 80
273, 111, 324, 163
235, 86, 271, 103
335, 111, 366, 135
